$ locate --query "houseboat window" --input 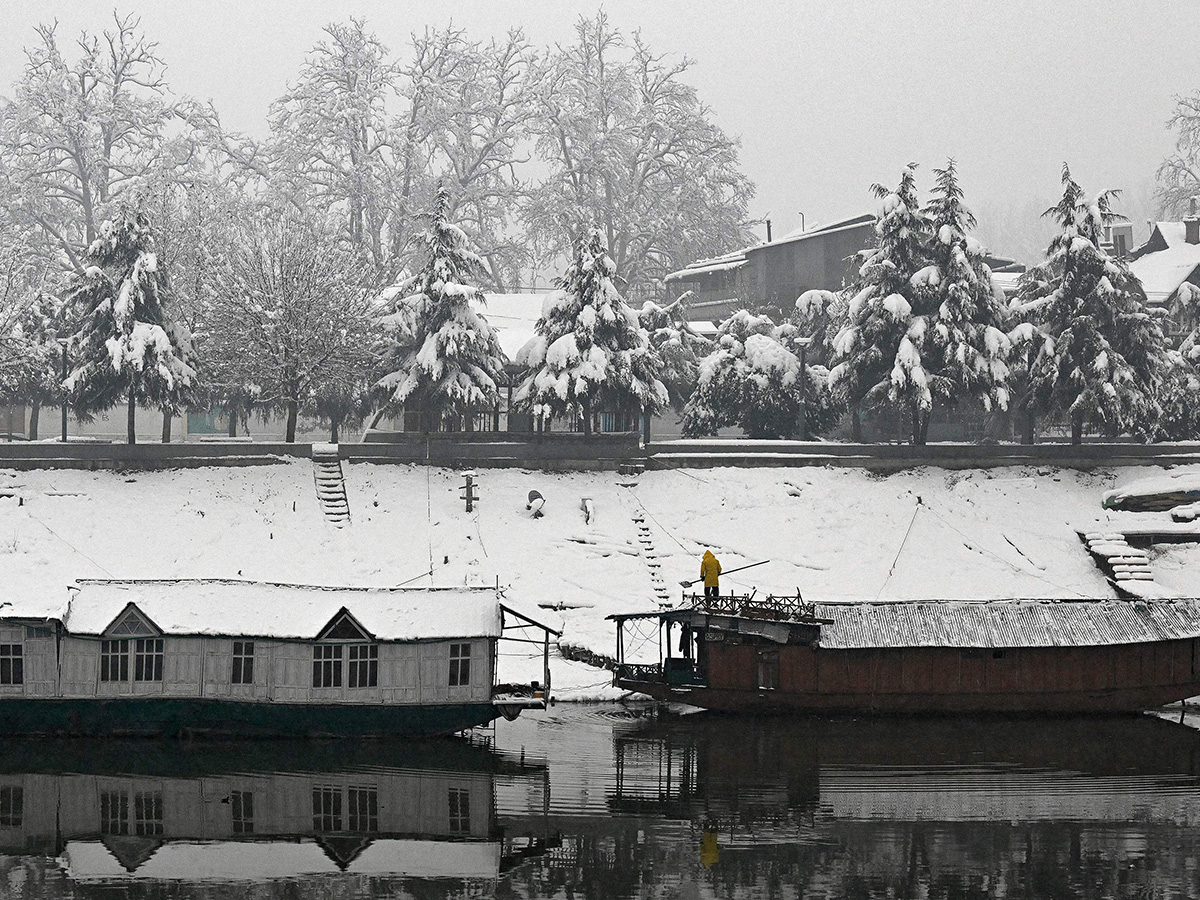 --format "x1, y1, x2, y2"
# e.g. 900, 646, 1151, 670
231, 791, 254, 834
348, 644, 378, 688
134, 791, 163, 836
757, 650, 780, 691
100, 640, 129, 682
134, 638, 164, 682
232, 641, 255, 685
312, 786, 342, 832
348, 786, 378, 832
0, 645, 22, 685
0, 786, 21, 828
100, 791, 129, 835
449, 643, 472, 686
448, 787, 470, 834
312, 645, 342, 688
